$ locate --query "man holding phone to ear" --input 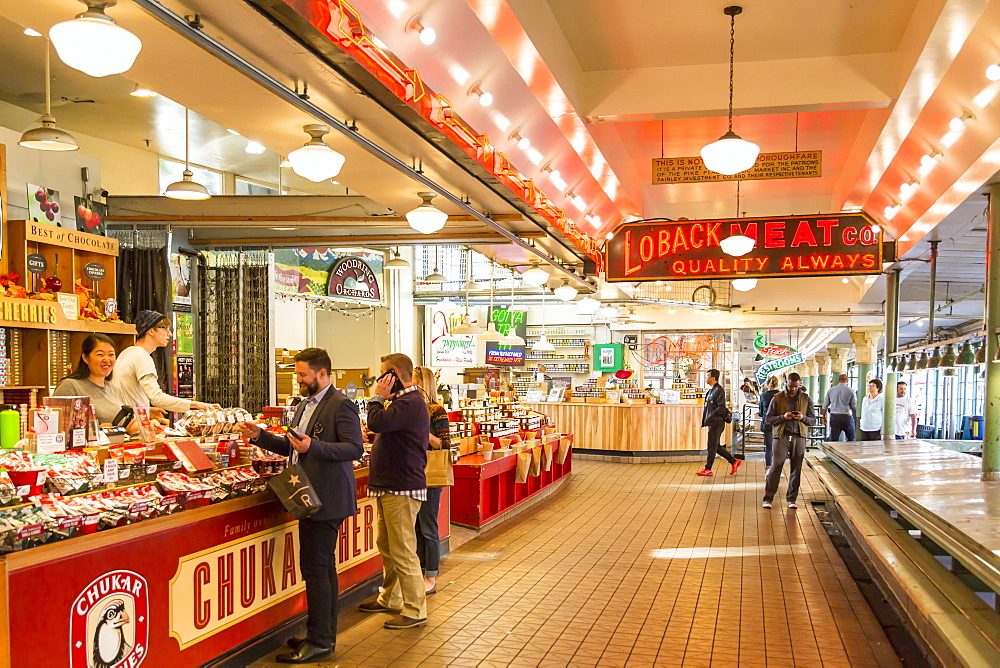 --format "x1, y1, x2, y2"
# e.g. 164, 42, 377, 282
762, 372, 816, 509
237, 348, 363, 664
358, 353, 430, 630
